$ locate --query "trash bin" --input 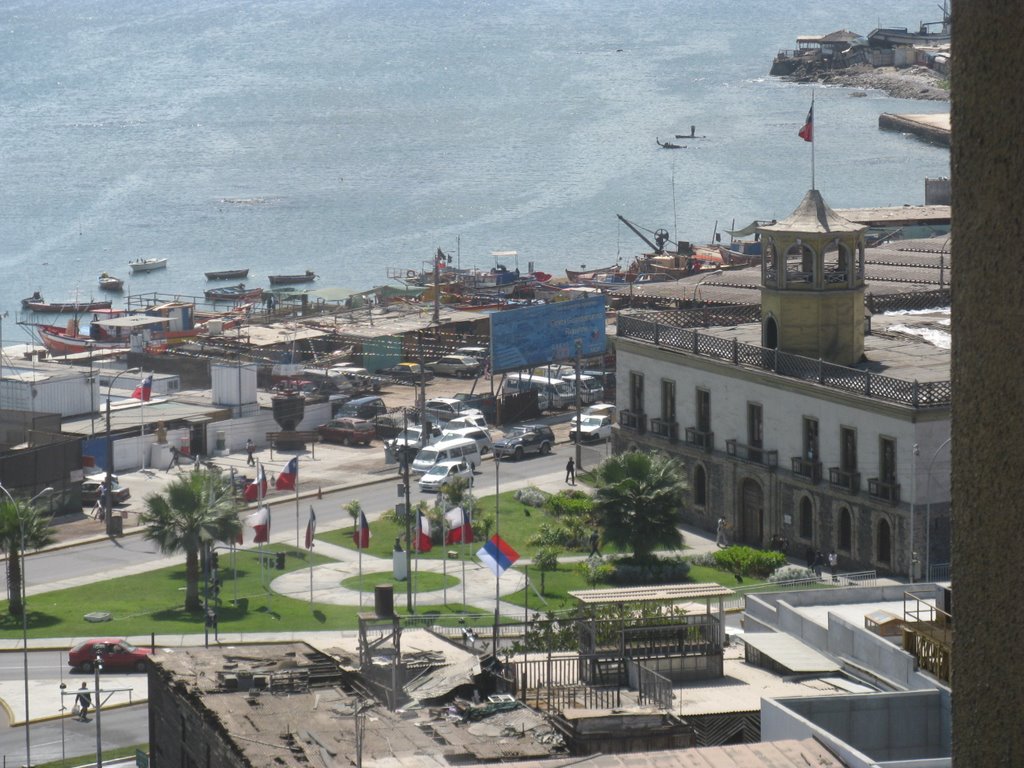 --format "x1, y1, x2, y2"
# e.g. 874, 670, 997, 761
109, 515, 123, 536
